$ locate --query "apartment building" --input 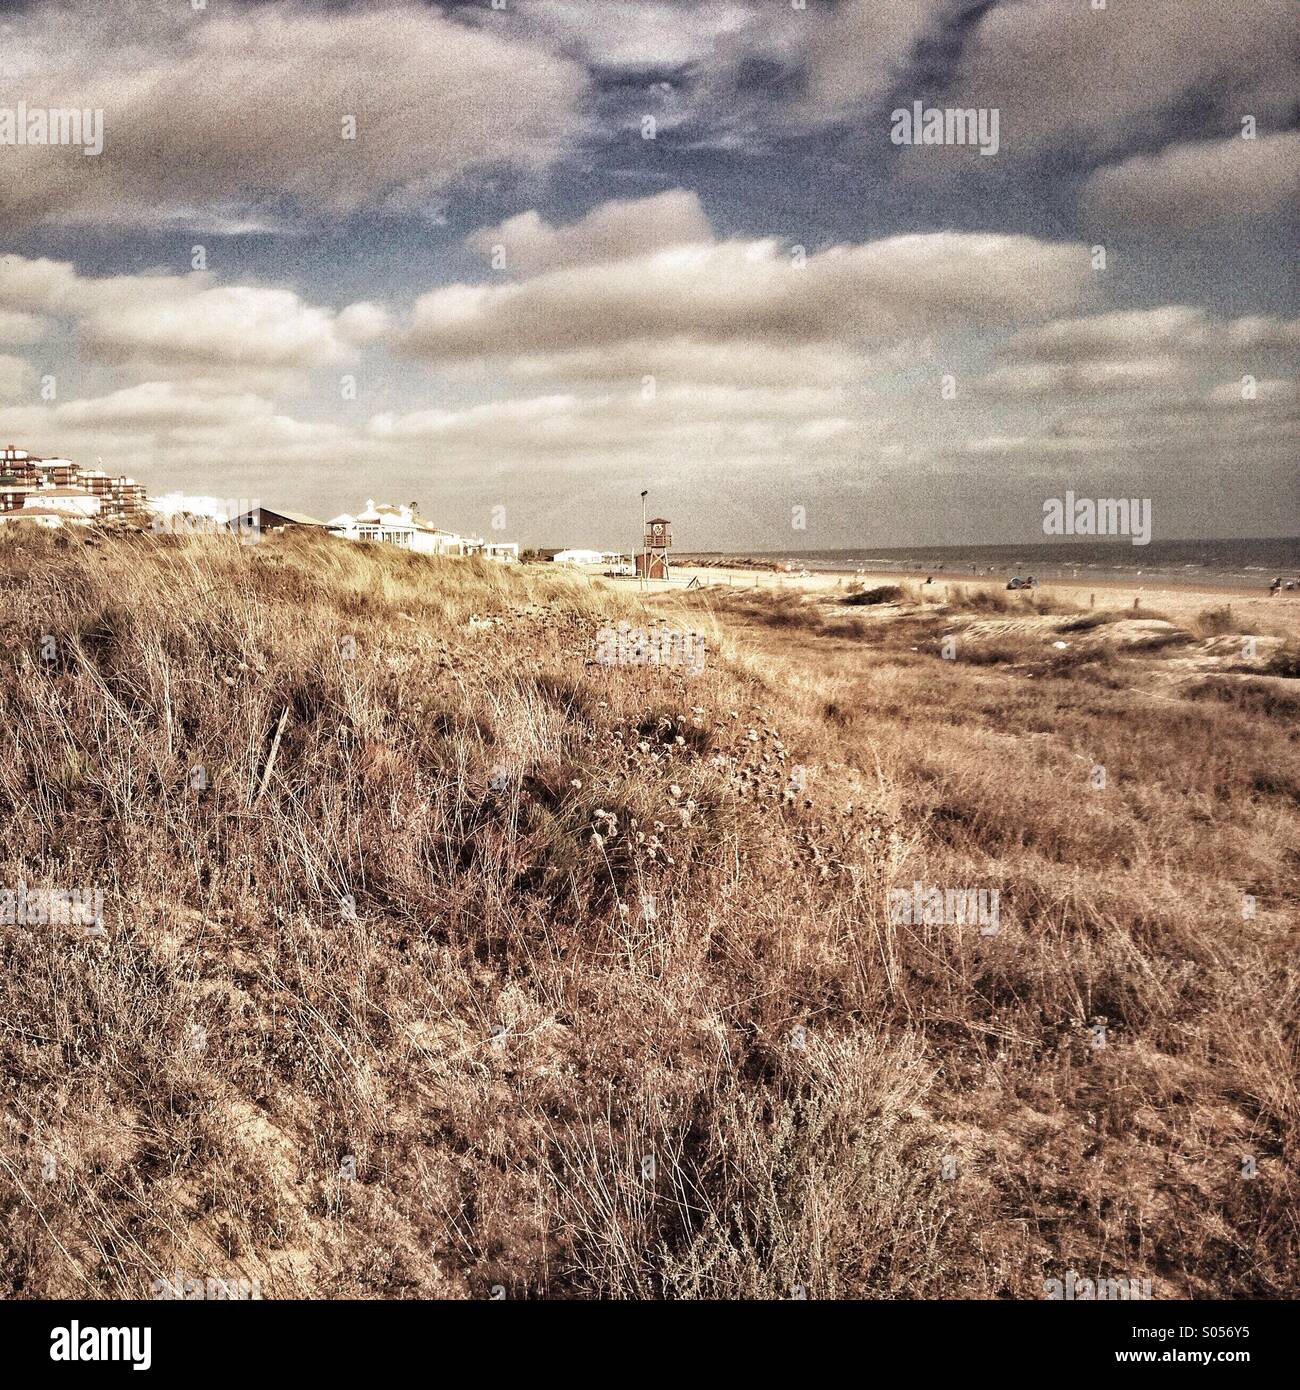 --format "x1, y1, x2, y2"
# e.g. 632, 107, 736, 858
0, 446, 148, 523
